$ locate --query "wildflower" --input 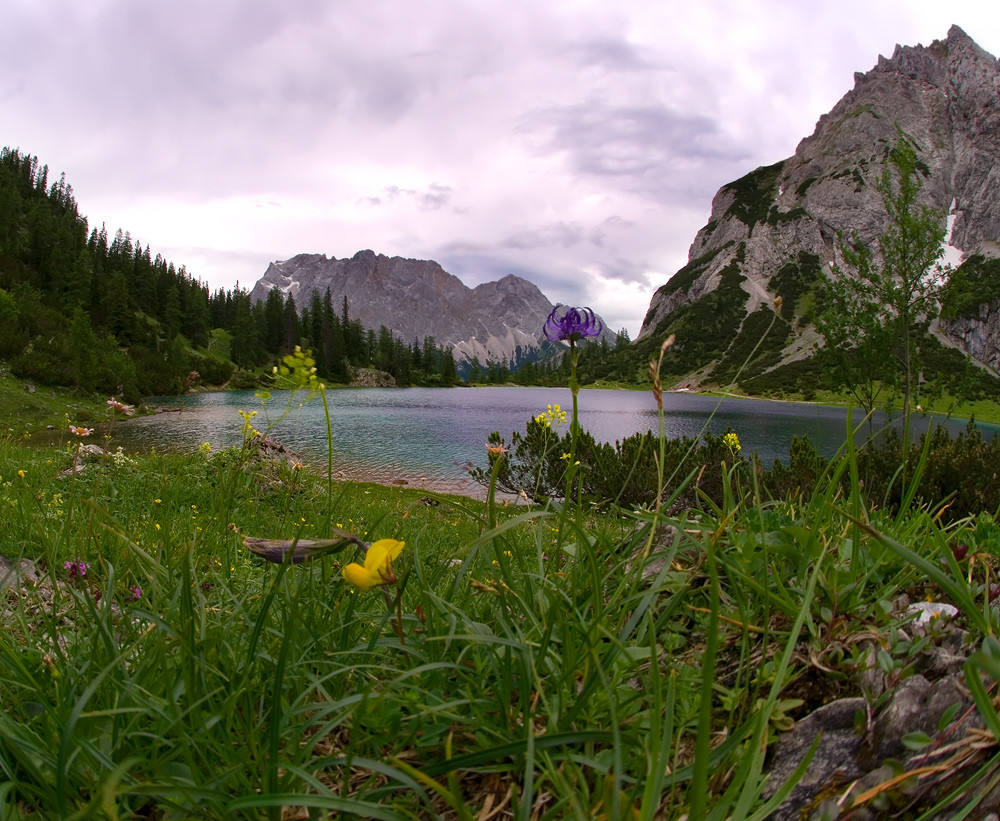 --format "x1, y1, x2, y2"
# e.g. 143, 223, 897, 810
17, 470, 25, 479
486, 442, 508, 457
342, 538, 405, 591
107, 398, 134, 415
723, 432, 741, 453
127, 585, 142, 601
243, 529, 366, 564
68, 425, 94, 437
64, 560, 90, 579
543, 305, 603, 343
